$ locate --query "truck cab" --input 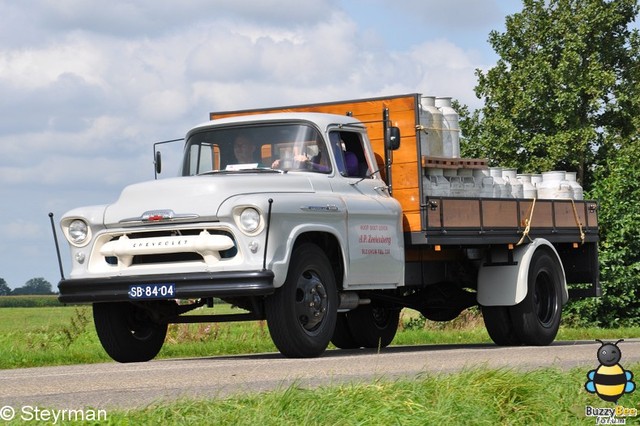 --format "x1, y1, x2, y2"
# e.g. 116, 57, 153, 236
58, 112, 405, 361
